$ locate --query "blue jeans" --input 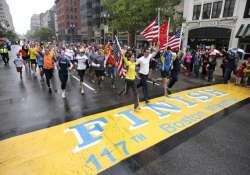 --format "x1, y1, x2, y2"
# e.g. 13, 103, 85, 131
224, 68, 233, 83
